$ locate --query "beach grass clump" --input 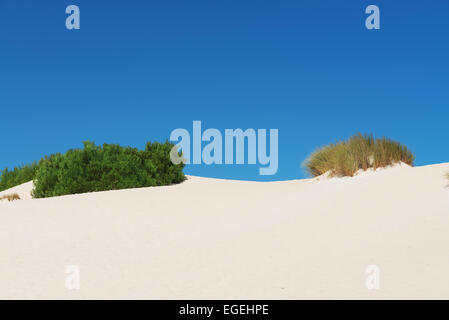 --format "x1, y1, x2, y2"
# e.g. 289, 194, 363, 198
0, 193, 21, 202
32, 141, 185, 198
305, 134, 415, 177
0, 163, 38, 192
32, 142, 185, 198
